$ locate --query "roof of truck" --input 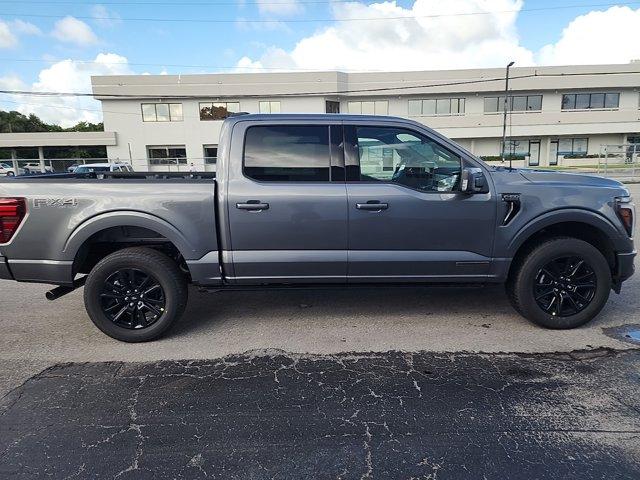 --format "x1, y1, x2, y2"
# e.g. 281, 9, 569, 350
223, 113, 419, 125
